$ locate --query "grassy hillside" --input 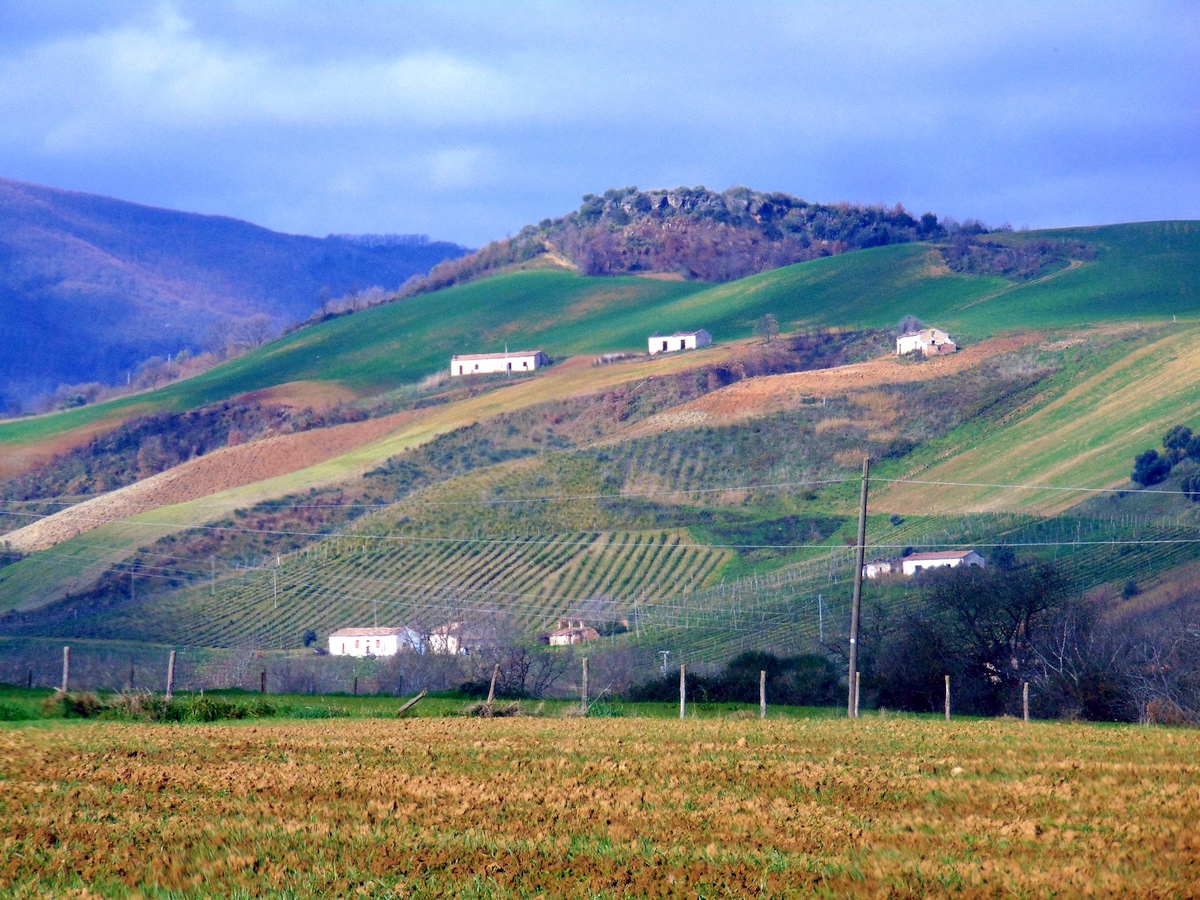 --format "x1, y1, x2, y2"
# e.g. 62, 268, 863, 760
3, 221, 1197, 458
4, 221, 1200, 660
